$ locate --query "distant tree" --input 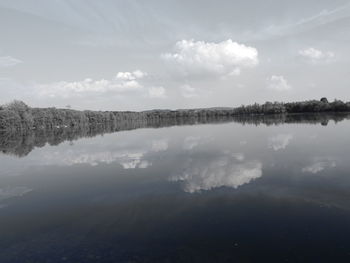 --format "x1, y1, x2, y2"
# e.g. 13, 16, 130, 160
3, 100, 33, 129
1, 98, 350, 133
0, 109, 22, 131
4, 100, 30, 112
331, 99, 348, 112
